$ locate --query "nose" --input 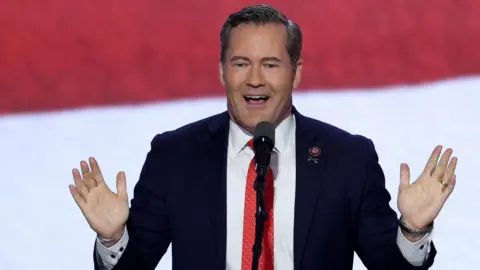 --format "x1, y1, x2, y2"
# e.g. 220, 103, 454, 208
246, 65, 265, 88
